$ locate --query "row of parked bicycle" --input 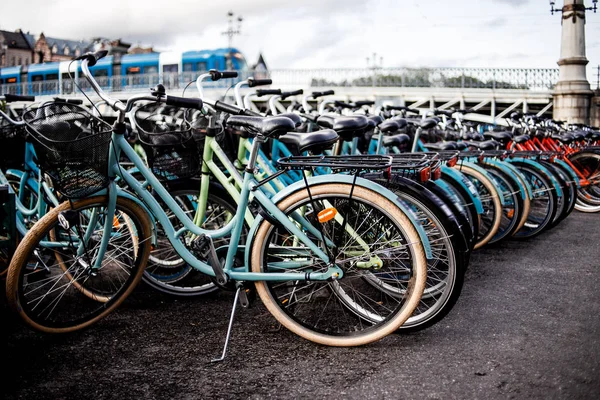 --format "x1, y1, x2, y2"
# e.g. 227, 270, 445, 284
1, 50, 599, 361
